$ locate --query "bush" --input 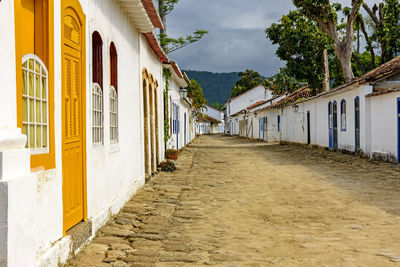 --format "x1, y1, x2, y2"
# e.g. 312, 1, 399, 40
159, 160, 176, 172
